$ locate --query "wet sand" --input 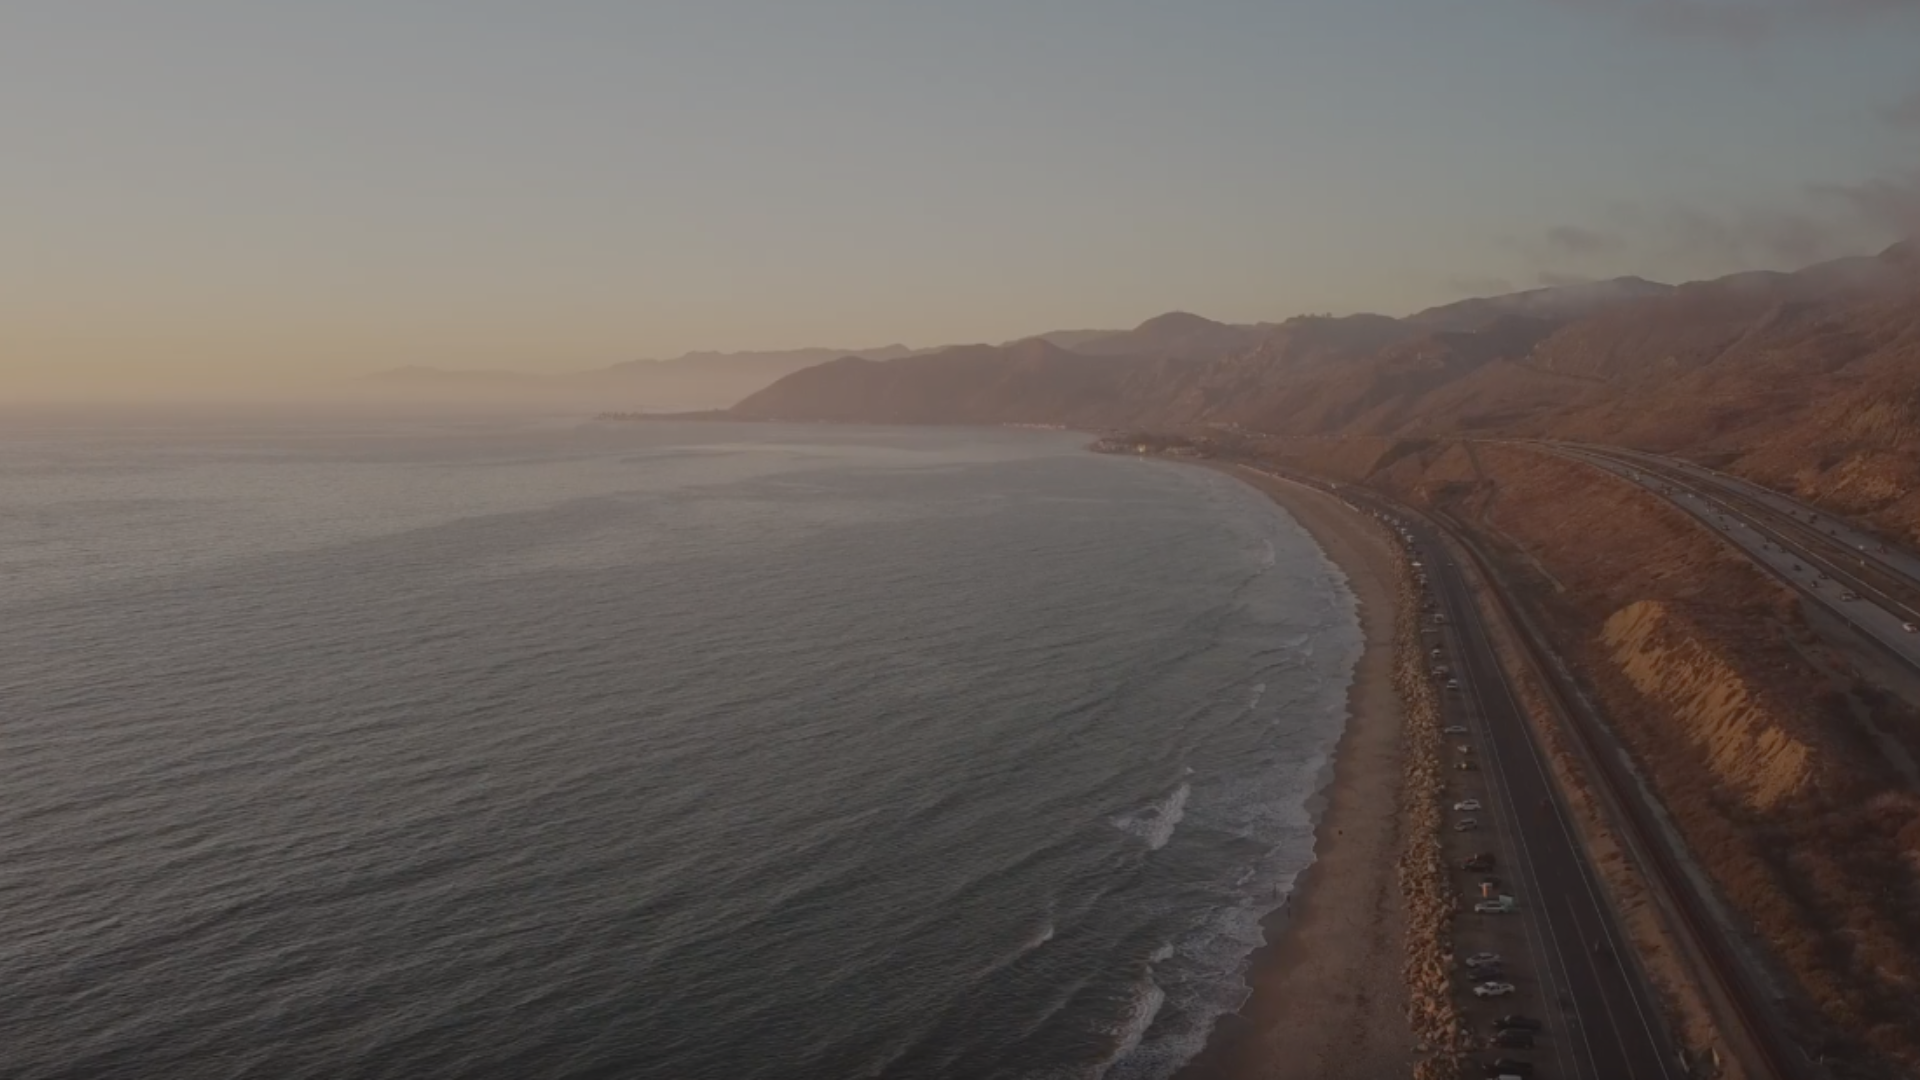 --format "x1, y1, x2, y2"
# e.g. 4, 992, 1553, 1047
1175, 464, 1415, 1080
